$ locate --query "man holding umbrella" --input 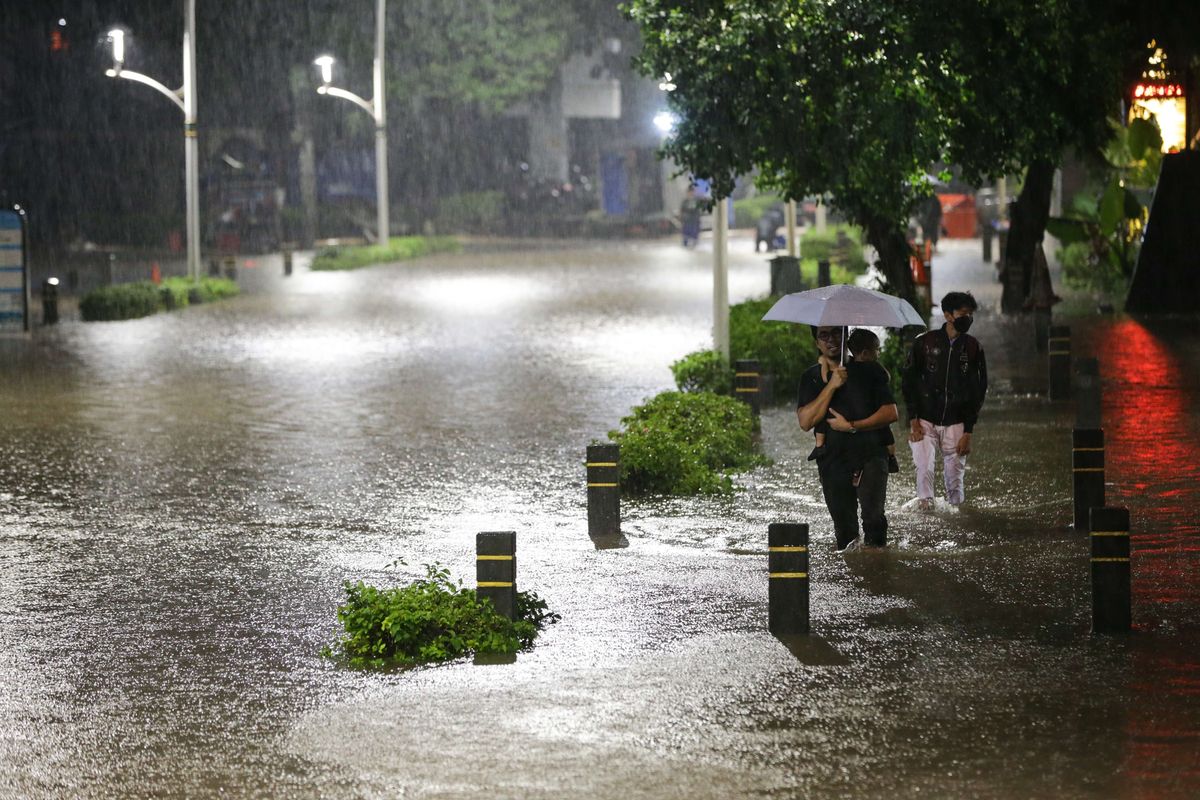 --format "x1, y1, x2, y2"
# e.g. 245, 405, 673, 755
764, 284, 922, 552
795, 325, 899, 551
